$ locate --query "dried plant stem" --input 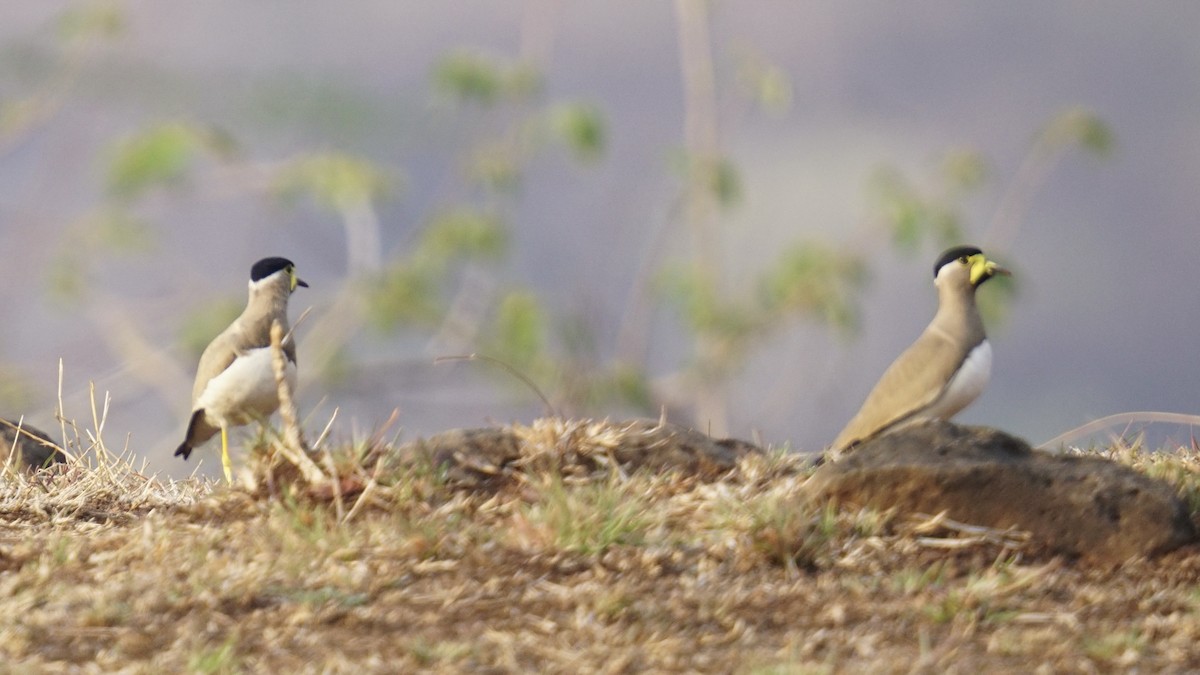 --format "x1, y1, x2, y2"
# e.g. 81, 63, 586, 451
321, 446, 345, 521
270, 320, 325, 484
434, 353, 559, 418
56, 359, 69, 454
1038, 411, 1200, 450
